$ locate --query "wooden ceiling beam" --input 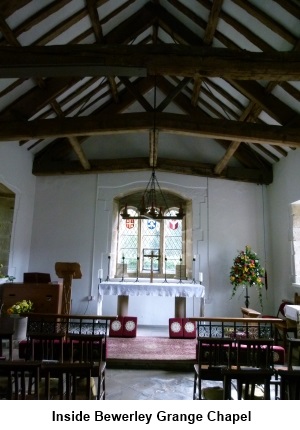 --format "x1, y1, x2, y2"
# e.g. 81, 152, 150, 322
119, 77, 153, 111
32, 156, 272, 185
191, 0, 223, 105
232, 0, 297, 45
156, 77, 192, 112
1, 112, 299, 148
227, 79, 298, 125
0, 45, 299, 80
